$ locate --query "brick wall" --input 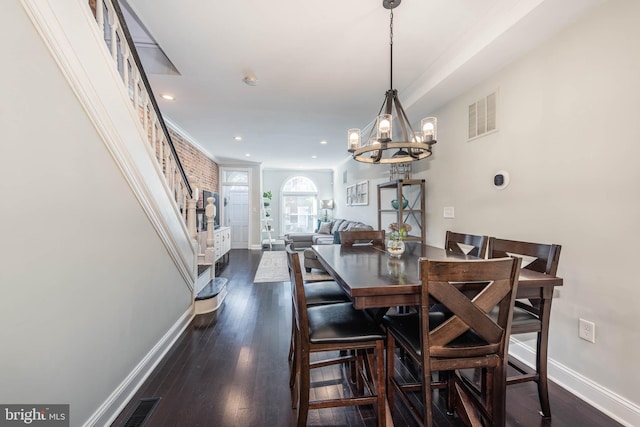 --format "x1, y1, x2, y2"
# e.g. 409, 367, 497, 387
168, 127, 219, 205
